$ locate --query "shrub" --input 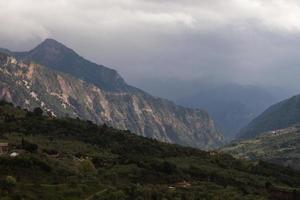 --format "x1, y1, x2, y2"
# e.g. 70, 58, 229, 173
0, 176, 17, 191
33, 107, 43, 117
78, 159, 97, 176
22, 138, 38, 153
